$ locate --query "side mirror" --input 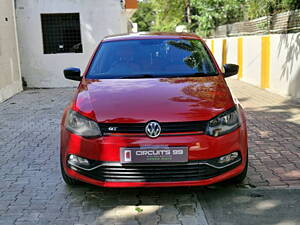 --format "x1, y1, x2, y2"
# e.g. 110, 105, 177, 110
64, 68, 82, 81
223, 64, 239, 78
